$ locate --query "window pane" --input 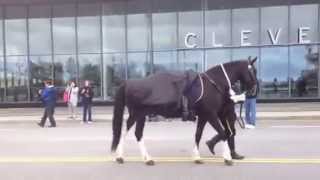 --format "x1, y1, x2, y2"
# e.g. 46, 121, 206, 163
6, 56, 28, 102
205, 9, 231, 47
290, 45, 318, 97
53, 4, 76, 54
29, 5, 52, 55
0, 9, 3, 56
152, 12, 177, 50
127, 14, 151, 51
260, 47, 289, 98
102, 15, 125, 52
178, 50, 203, 72
290, 4, 318, 44
179, 11, 203, 48
5, 6, 27, 55
205, 49, 231, 70
0, 57, 4, 101
232, 8, 259, 46
261, 6, 288, 45
103, 53, 125, 100
54, 55, 77, 88
153, 51, 178, 73
78, 4, 101, 53
128, 52, 151, 79
29, 56, 52, 101
79, 54, 102, 98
